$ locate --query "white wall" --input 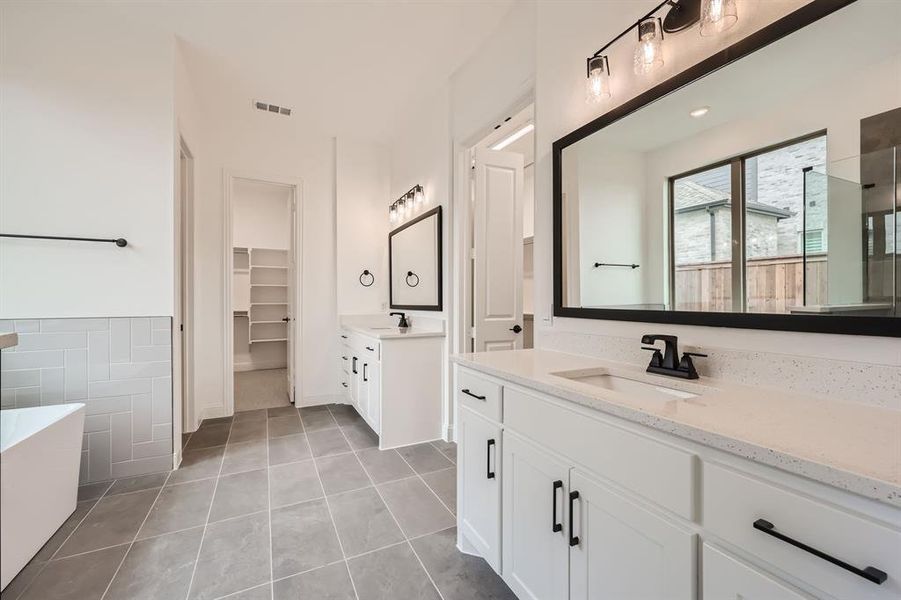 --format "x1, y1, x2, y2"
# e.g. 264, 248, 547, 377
336, 139, 390, 315
0, 2, 175, 318
233, 179, 291, 250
